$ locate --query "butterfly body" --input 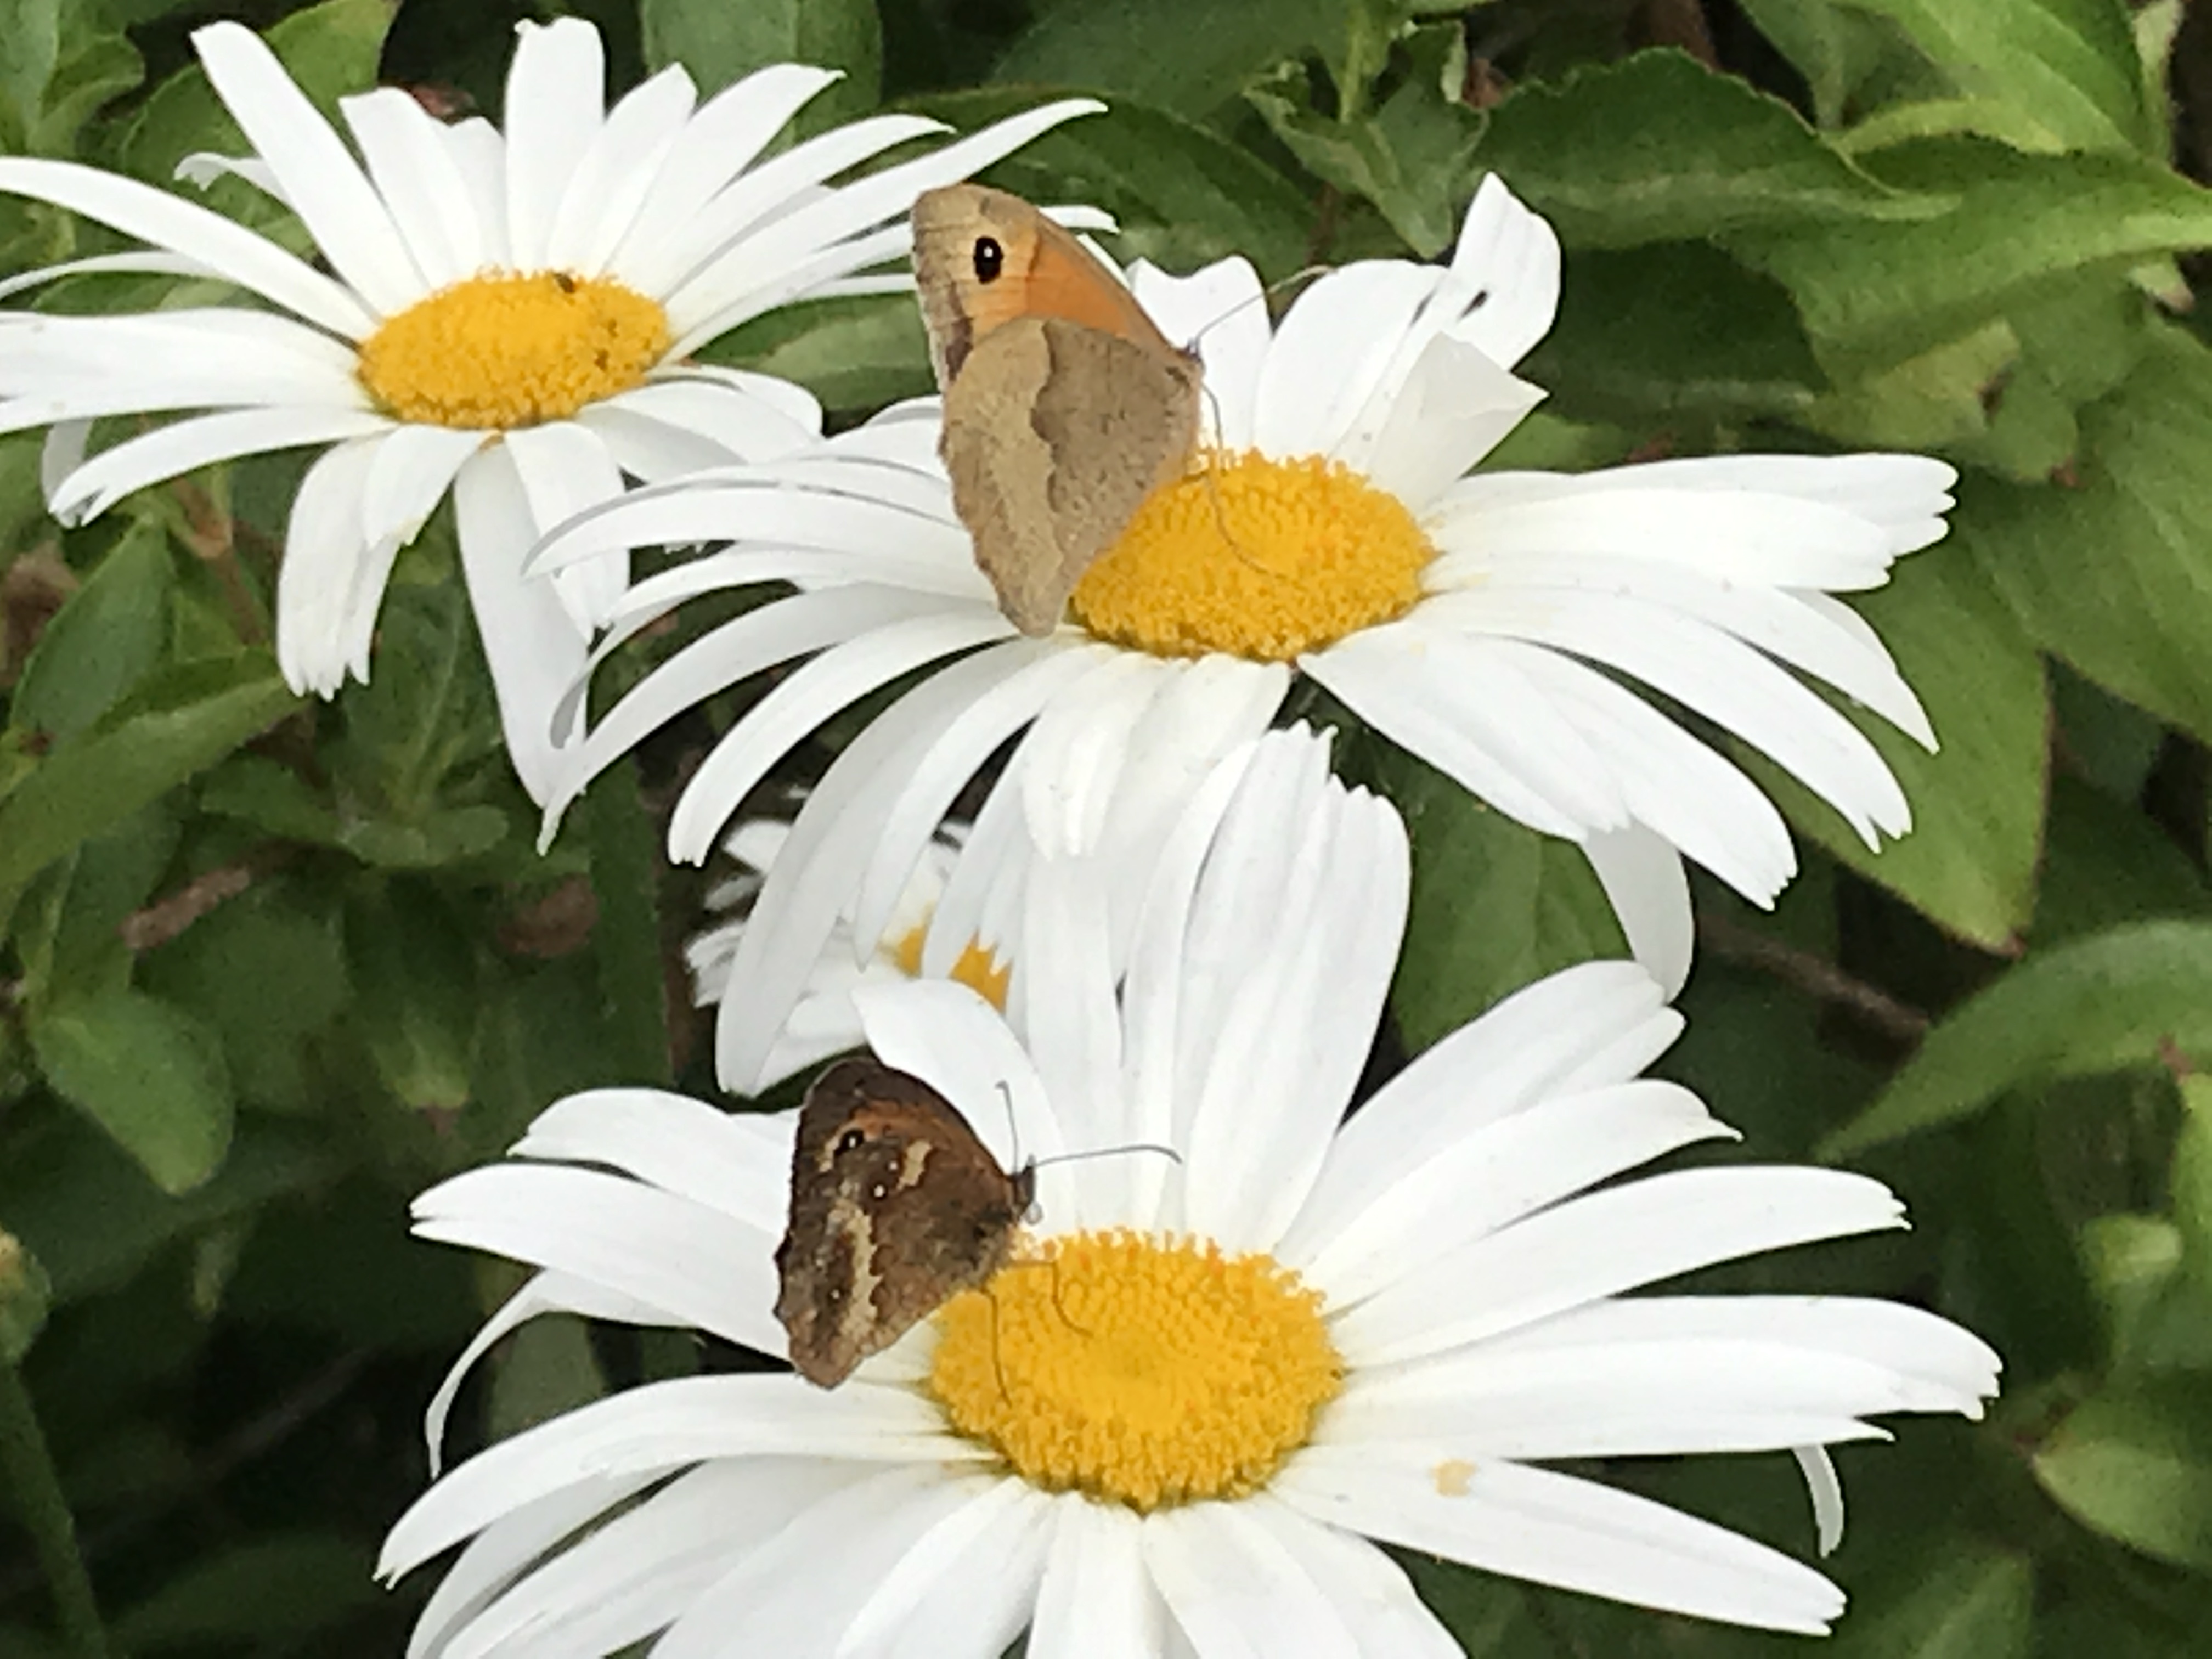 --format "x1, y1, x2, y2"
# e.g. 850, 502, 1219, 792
775, 1057, 1034, 1388
912, 184, 1202, 635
